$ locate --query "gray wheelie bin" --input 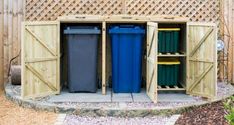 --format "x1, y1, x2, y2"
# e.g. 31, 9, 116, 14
64, 26, 100, 93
